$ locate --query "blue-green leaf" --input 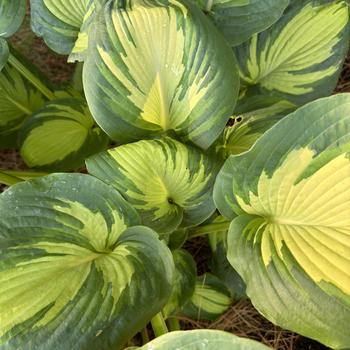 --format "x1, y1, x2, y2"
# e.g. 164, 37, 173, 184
87, 137, 219, 234
83, 0, 239, 149
0, 0, 26, 38
163, 249, 197, 318
215, 94, 350, 348
196, 0, 289, 46
0, 0, 26, 70
235, 0, 350, 105
140, 330, 270, 349
30, 0, 105, 61
0, 173, 174, 350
